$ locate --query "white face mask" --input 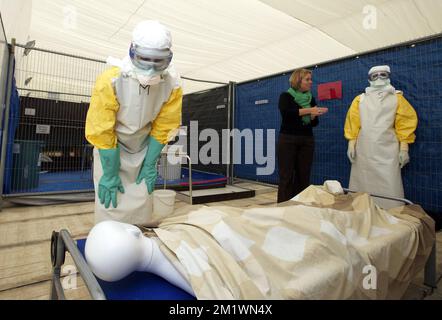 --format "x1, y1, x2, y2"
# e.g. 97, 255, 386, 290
136, 73, 162, 86
132, 65, 164, 86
